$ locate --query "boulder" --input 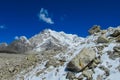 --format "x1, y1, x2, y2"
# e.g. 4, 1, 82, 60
108, 46, 120, 60
99, 66, 110, 76
113, 46, 120, 52
8, 66, 15, 73
110, 30, 120, 37
97, 36, 109, 43
88, 25, 101, 35
116, 35, 120, 42
66, 47, 96, 72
